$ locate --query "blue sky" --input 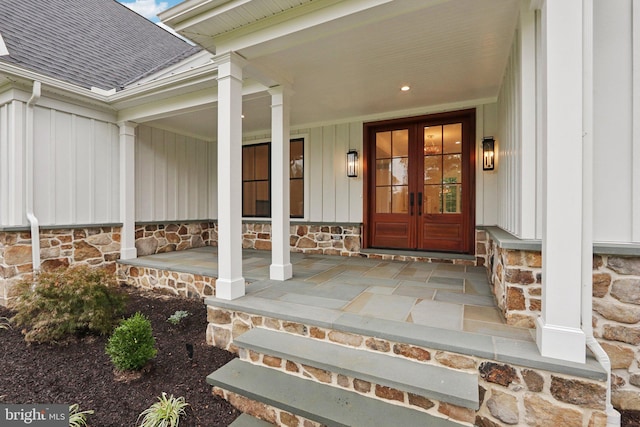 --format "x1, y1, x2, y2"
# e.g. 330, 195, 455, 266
118, 0, 183, 23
